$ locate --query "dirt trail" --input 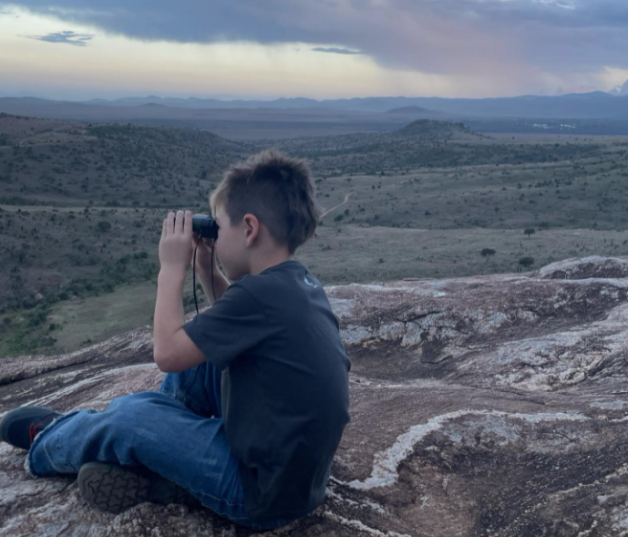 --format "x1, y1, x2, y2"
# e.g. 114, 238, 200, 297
321, 192, 352, 219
